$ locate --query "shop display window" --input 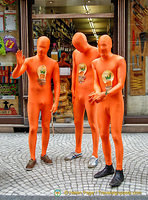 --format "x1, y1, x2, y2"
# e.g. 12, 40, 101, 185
32, 0, 114, 122
32, 0, 114, 15
0, 0, 21, 116
127, 0, 148, 115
